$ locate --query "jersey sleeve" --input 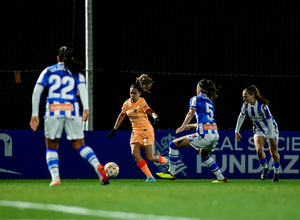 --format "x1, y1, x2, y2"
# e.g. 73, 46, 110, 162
78, 73, 86, 84
189, 96, 197, 109
36, 68, 48, 87
261, 105, 272, 119
77, 83, 89, 110
141, 98, 151, 113
235, 113, 246, 133
240, 102, 247, 115
121, 100, 128, 114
